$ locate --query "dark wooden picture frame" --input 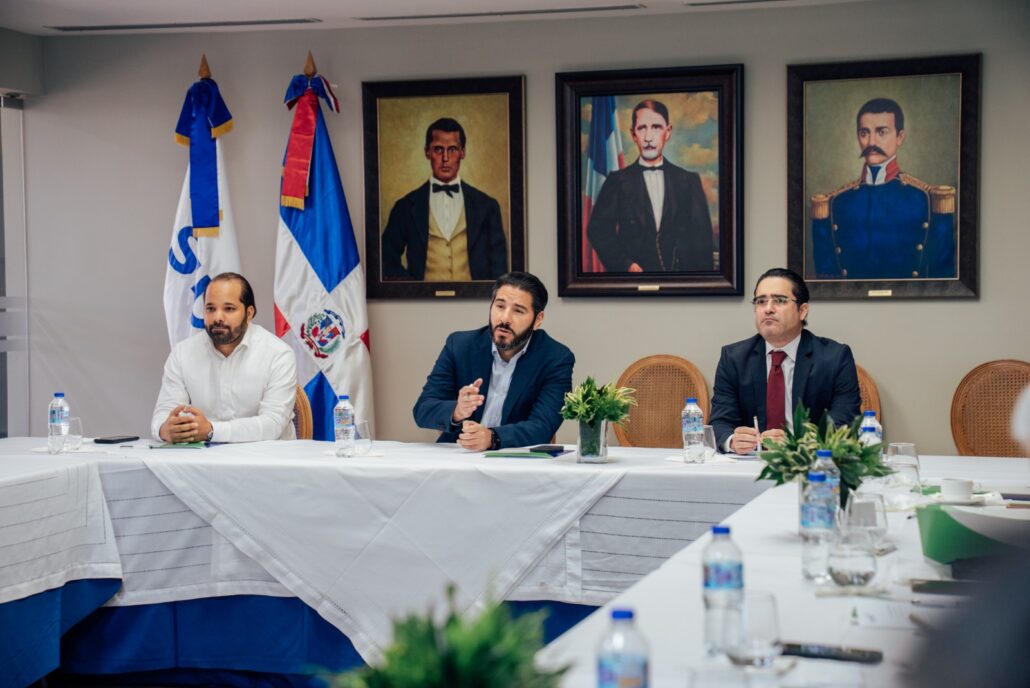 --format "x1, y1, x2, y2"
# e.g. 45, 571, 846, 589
363, 76, 525, 299
556, 64, 743, 297
787, 54, 981, 299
